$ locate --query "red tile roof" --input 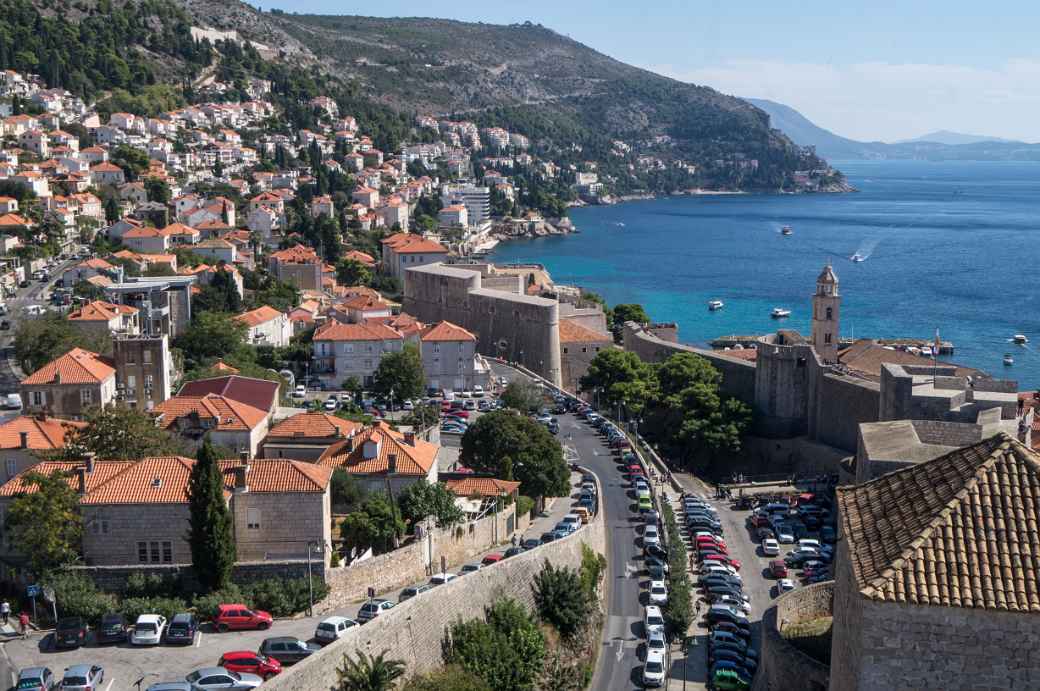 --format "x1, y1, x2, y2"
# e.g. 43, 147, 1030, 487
421, 320, 476, 342
381, 233, 447, 254
67, 300, 137, 322
317, 421, 437, 476
177, 375, 279, 414
444, 476, 520, 498
152, 393, 268, 432
0, 460, 135, 497
558, 319, 611, 344
314, 321, 403, 342
270, 244, 320, 264
21, 348, 115, 385
0, 415, 86, 450
266, 412, 364, 440
234, 305, 283, 328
